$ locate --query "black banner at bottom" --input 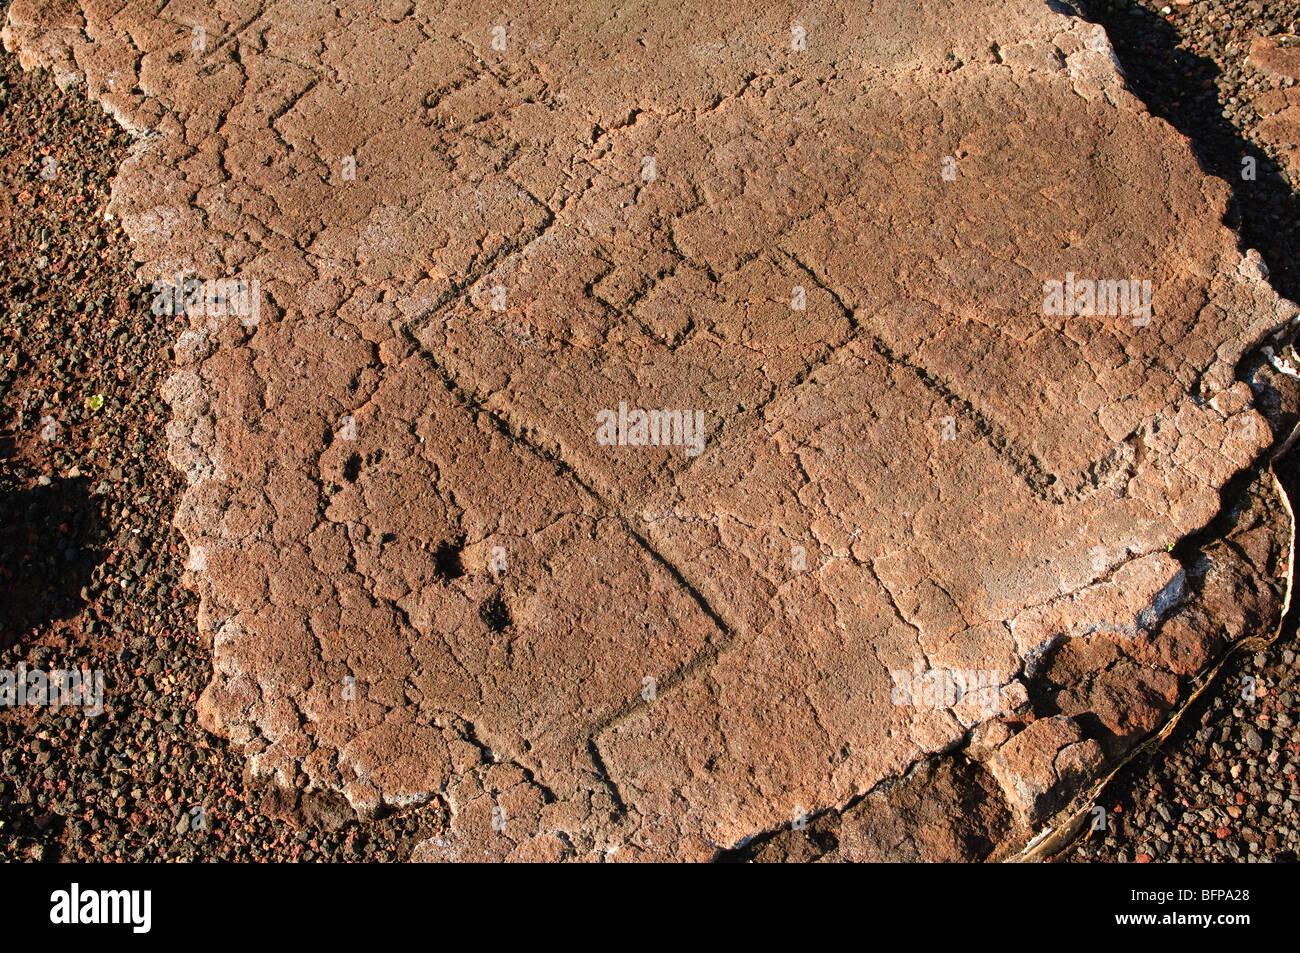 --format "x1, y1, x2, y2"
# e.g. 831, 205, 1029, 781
0, 859, 1287, 942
